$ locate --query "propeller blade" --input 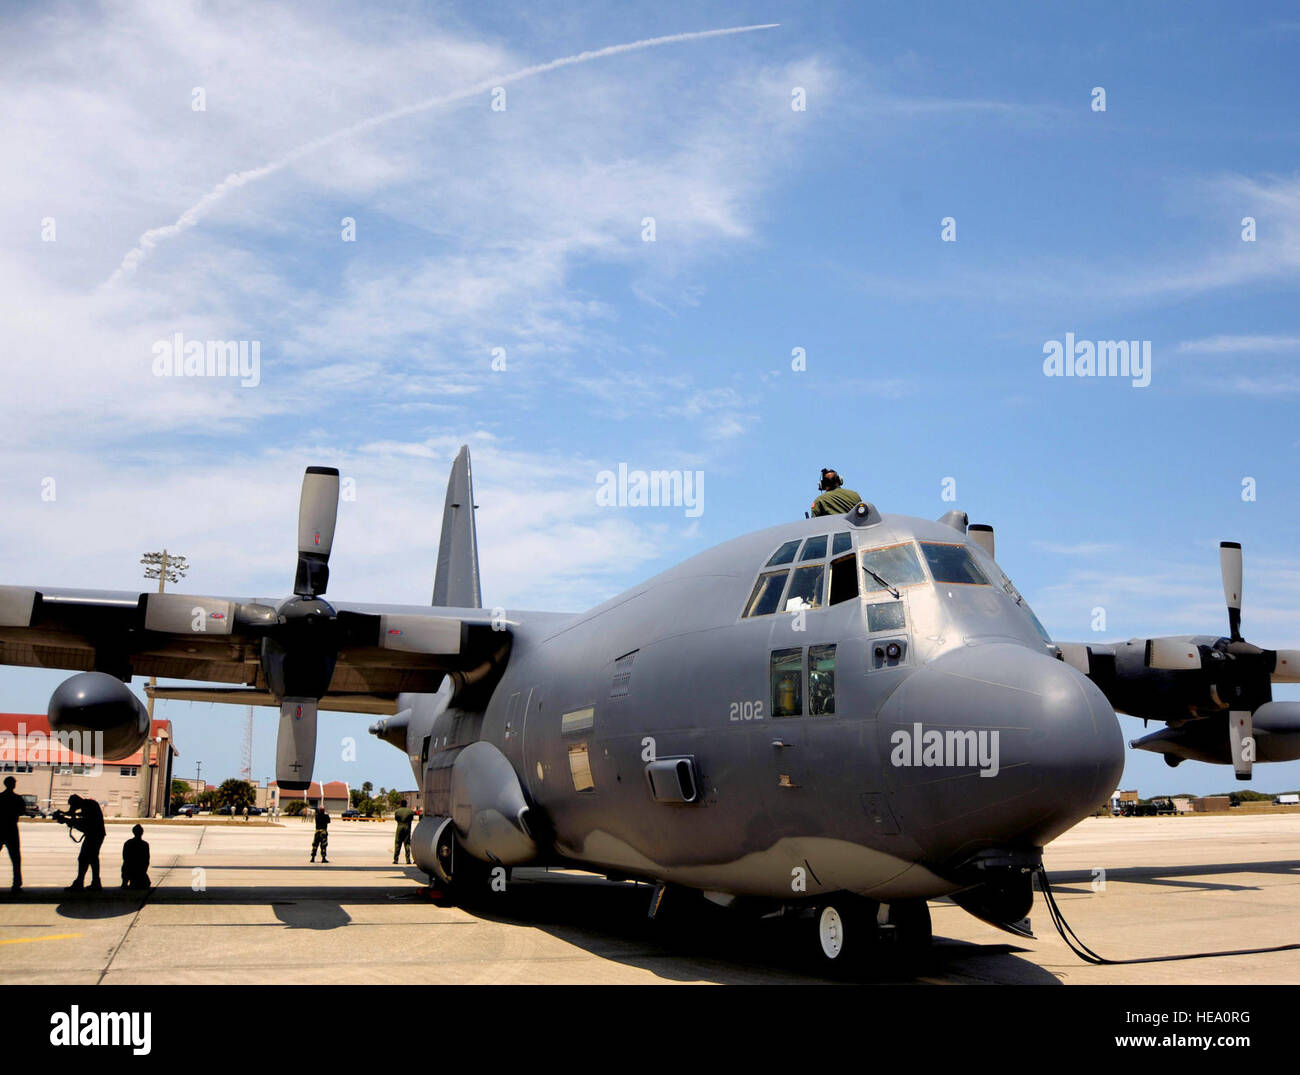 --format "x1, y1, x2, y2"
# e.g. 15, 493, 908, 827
276, 697, 318, 790
1272, 649, 1300, 684
1144, 637, 1202, 671
1228, 709, 1253, 781
294, 467, 340, 598
1220, 541, 1243, 642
